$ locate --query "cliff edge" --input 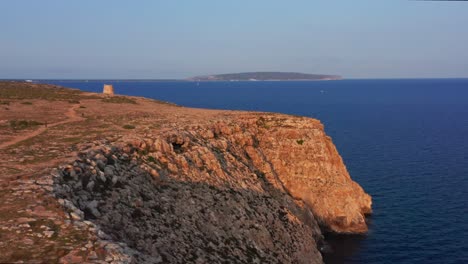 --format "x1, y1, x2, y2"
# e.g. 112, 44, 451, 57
54, 113, 371, 263
0, 82, 370, 263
